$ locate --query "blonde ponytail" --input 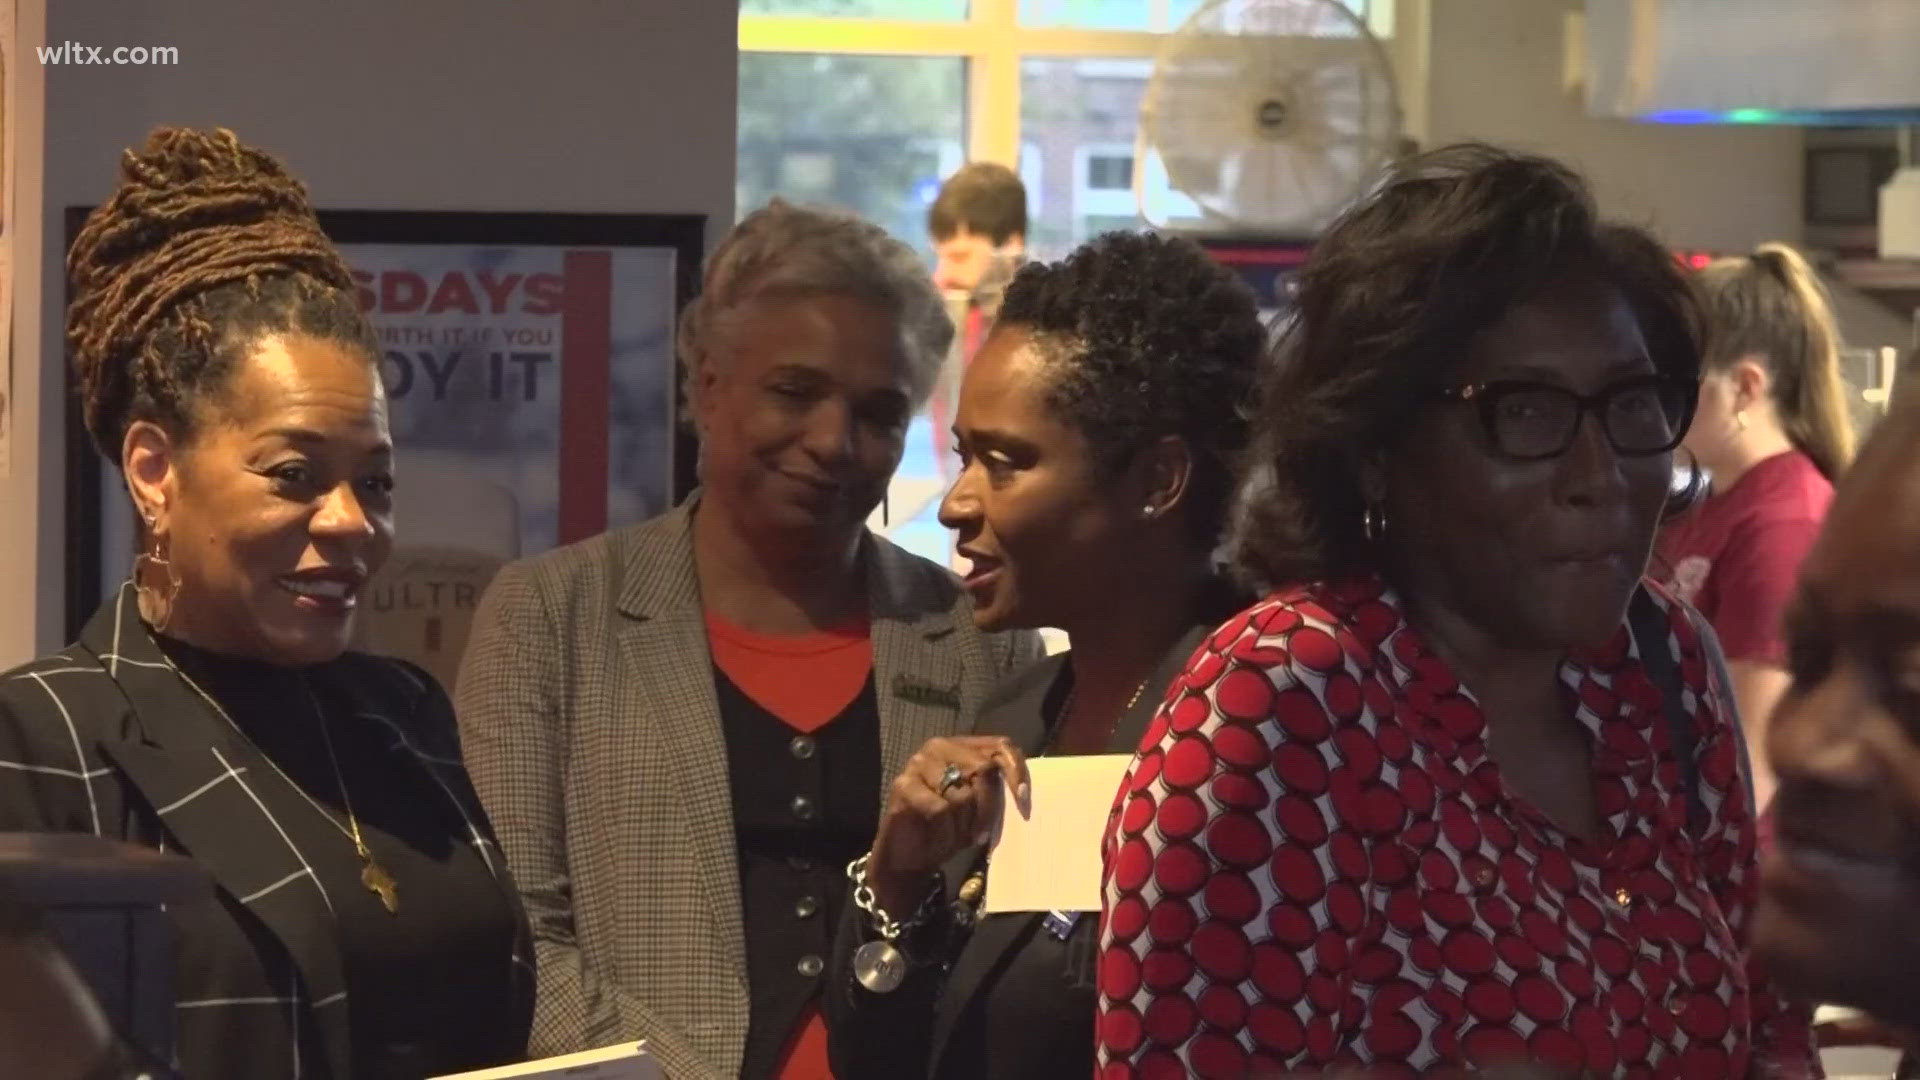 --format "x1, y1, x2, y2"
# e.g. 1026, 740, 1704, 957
1697, 242, 1855, 481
